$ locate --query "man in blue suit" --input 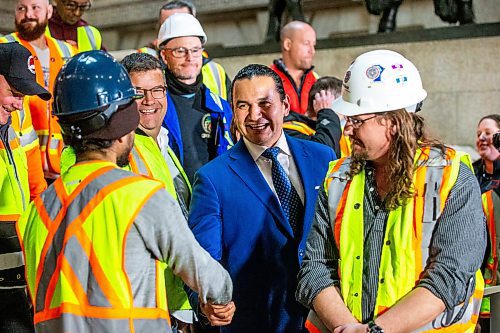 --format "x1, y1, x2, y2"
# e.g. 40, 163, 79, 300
188, 64, 336, 332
